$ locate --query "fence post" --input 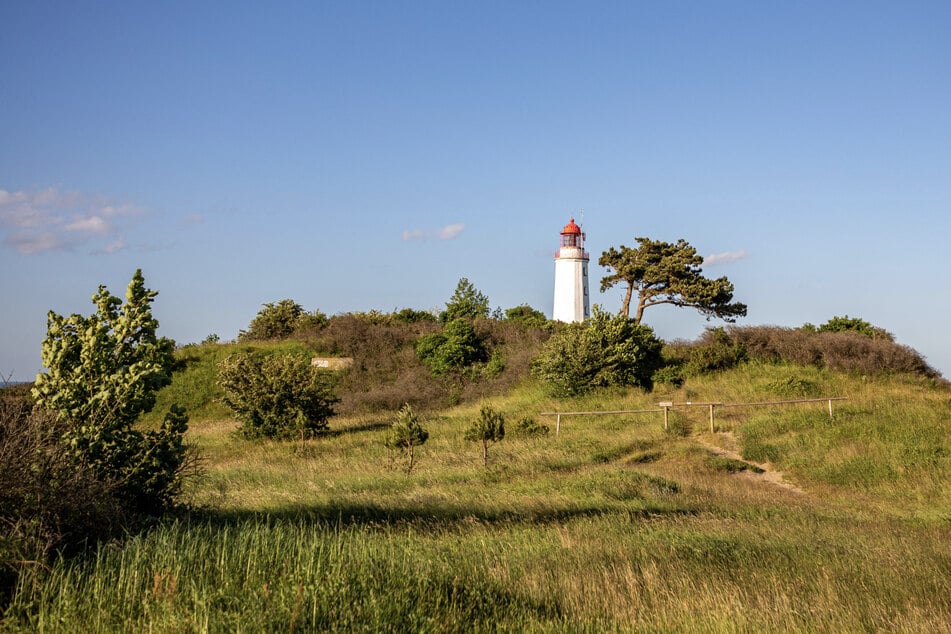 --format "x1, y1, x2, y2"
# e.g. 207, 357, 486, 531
709, 403, 715, 433
828, 399, 834, 420
556, 414, 561, 437
658, 402, 672, 431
